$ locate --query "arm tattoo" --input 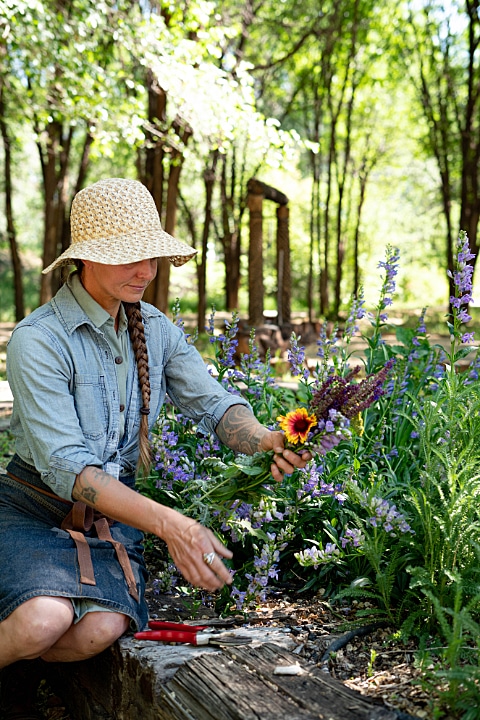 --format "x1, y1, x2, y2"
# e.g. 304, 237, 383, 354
216, 405, 265, 454
73, 466, 112, 505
